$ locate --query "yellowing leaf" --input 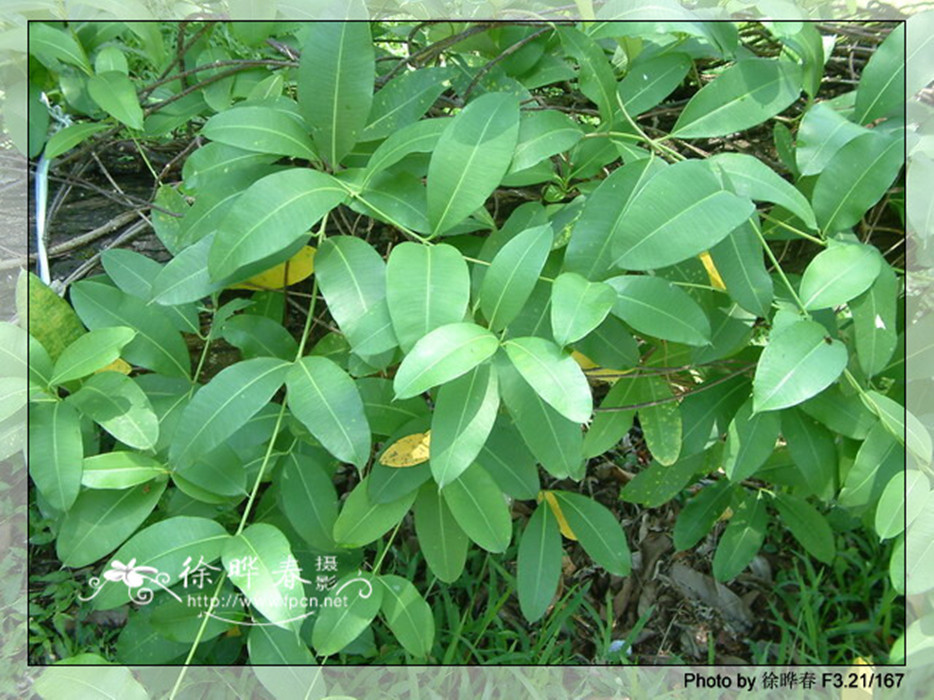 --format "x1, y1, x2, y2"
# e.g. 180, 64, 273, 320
571, 350, 597, 370
230, 245, 316, 290
95, 357, 132, 375
571, 351, 635, 385
539, 491, 577, 541
699, 251, 727, 291
380, 430, 431, 467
